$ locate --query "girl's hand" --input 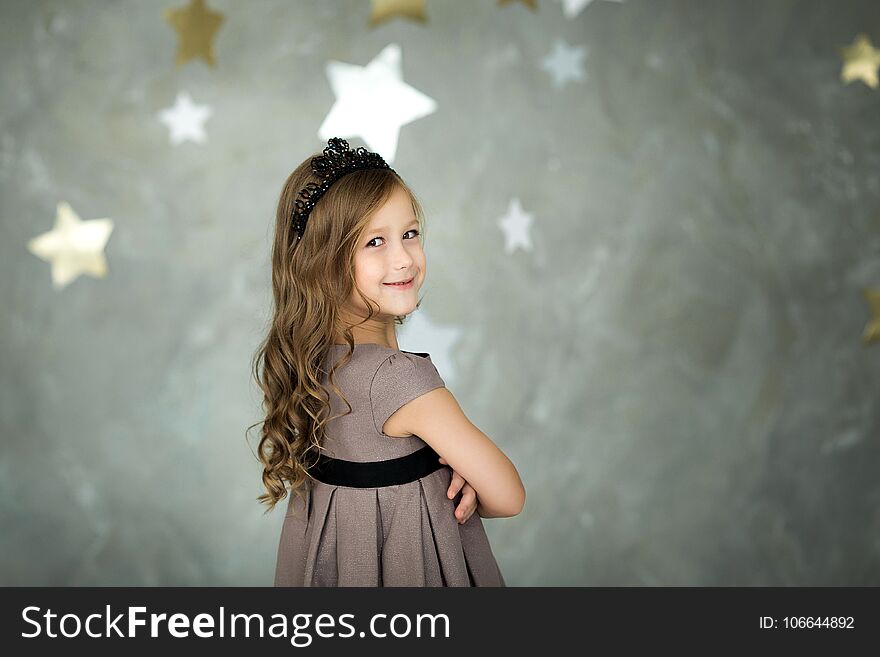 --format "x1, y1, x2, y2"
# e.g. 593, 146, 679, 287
439, 457, 477, 524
